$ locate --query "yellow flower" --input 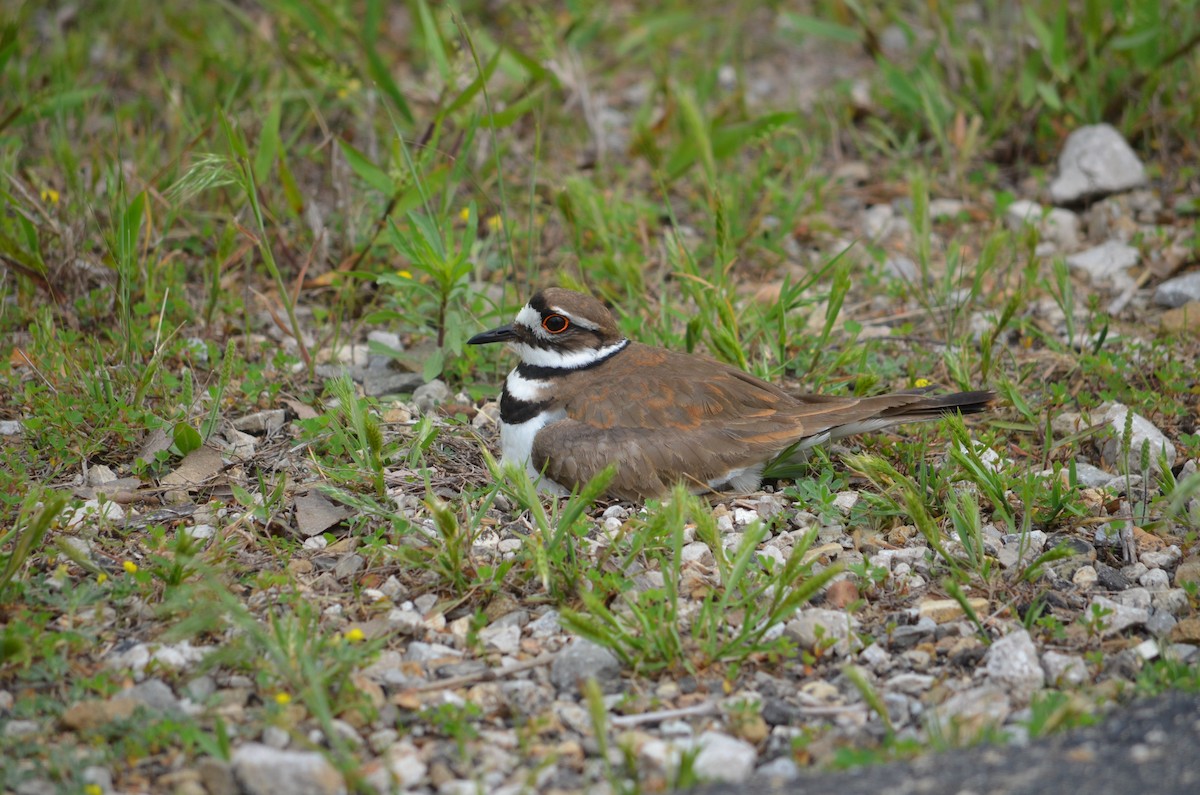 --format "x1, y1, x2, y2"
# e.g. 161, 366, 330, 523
41, 188, 60, 205
274, 692, 292, 705
459, 207, 471, 222
397, 270, 412, 279
97, 572, 109, 585
913, 378, 932, 388
344, 627, 366, 643
486, 214, 503, 232
123, 560, 139, 574
84, 785, 102, 795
